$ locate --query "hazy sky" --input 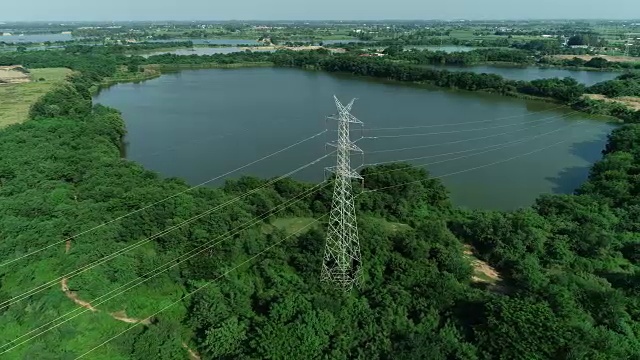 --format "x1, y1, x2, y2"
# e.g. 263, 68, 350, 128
2, 0, 639, 21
